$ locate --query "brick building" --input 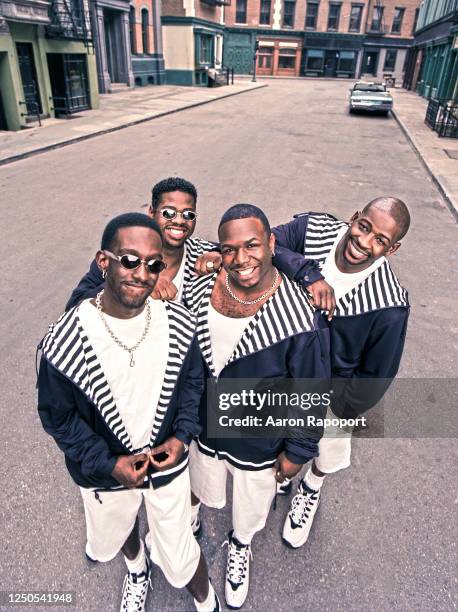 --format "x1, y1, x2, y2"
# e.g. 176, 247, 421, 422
128, 0, 164, 86
161, 0, 227, 85
223, 0, 421, 83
